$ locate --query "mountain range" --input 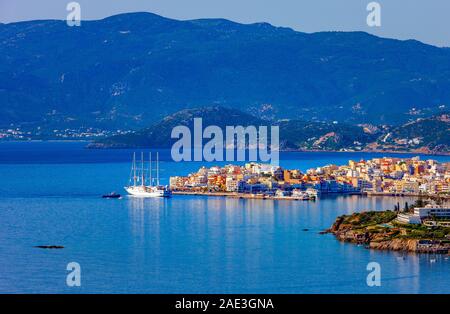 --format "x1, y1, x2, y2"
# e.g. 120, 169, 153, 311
1, 12, 450, 131
89, 106, 449, 154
